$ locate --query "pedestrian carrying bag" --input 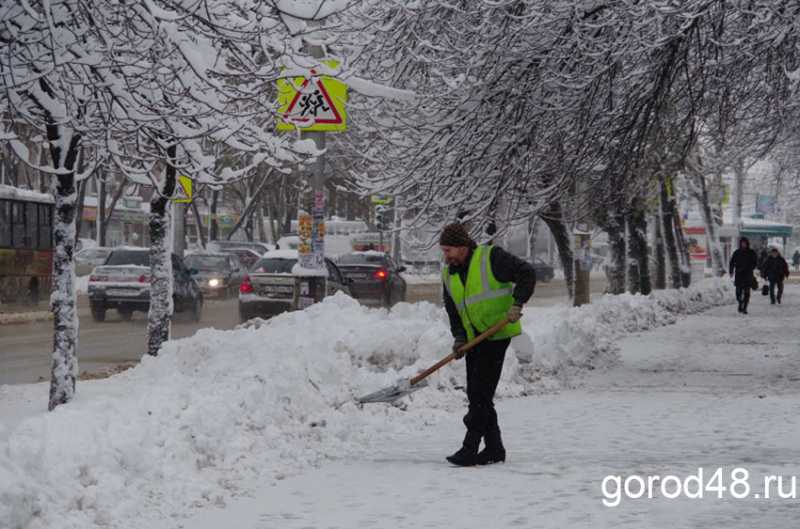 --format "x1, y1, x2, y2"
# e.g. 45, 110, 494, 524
750, 275, 759, 291
761, 284, 769, 296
